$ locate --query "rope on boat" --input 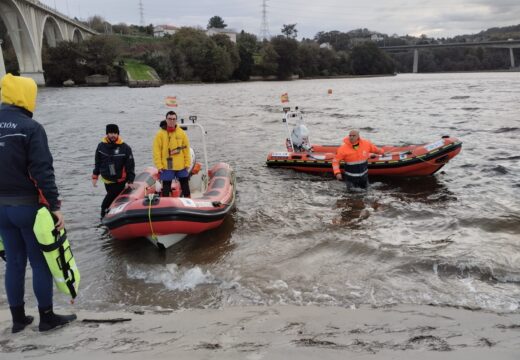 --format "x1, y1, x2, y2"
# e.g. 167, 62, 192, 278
147, 193, 158, 242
